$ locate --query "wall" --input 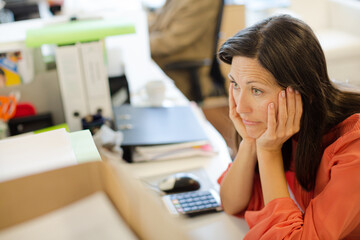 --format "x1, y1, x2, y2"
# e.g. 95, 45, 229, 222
0, 66, 65, 125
